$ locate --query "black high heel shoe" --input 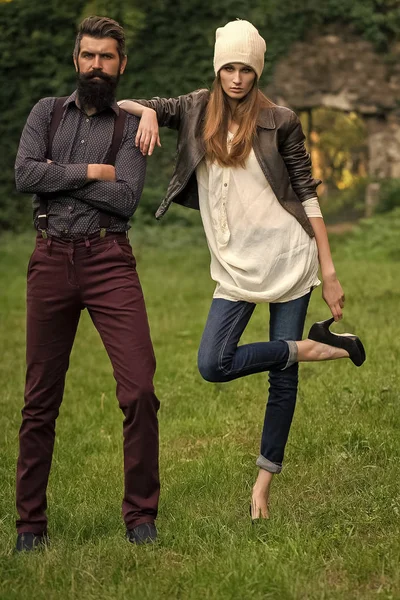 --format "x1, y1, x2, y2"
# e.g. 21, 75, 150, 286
307, 317, 366, 367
